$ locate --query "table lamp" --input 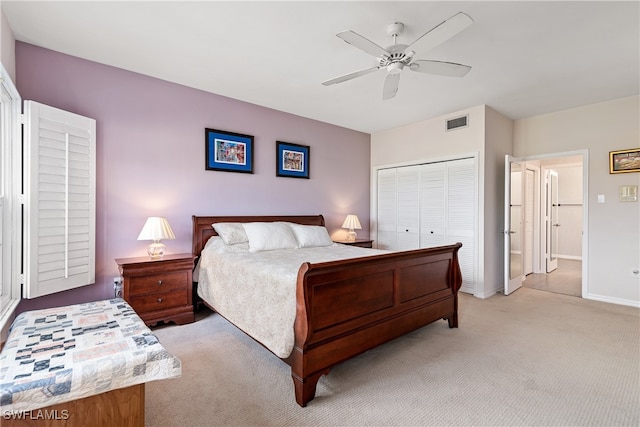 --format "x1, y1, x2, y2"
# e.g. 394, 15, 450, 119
341, 214, 362, 242
137, 217, 175, 258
